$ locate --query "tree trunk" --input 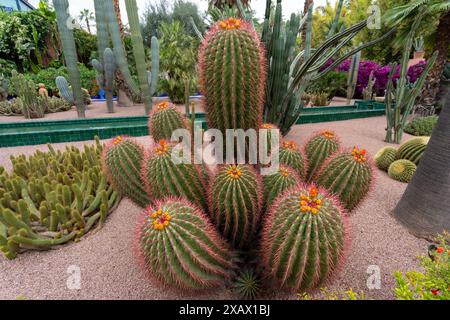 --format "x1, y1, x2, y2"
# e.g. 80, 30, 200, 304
420, 10, 450, 113
86, 18, 91, 34
394, 89, 450, 239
